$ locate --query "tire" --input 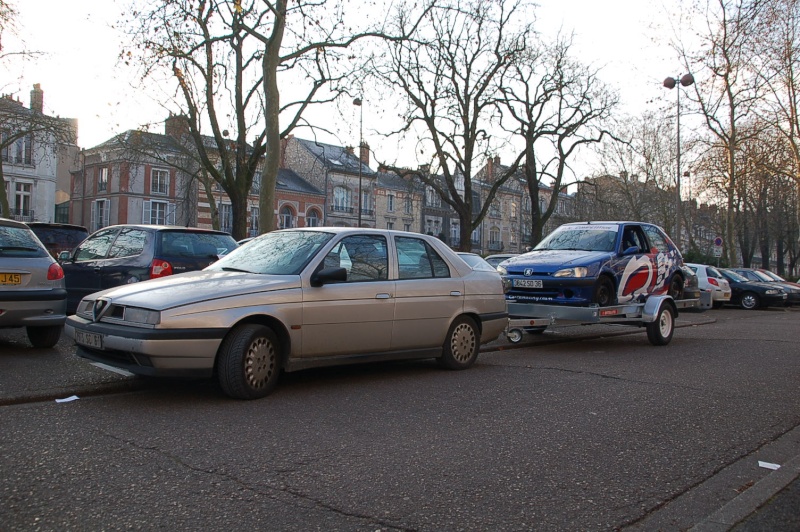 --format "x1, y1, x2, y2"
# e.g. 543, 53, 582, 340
26, 325, 63, 348
592, 276, 615, 307
438, 316, 479, 370
217, 324, 281, 400
740, 292, 760, 310
646, 304, 674, 346
668, 275, 684, 300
